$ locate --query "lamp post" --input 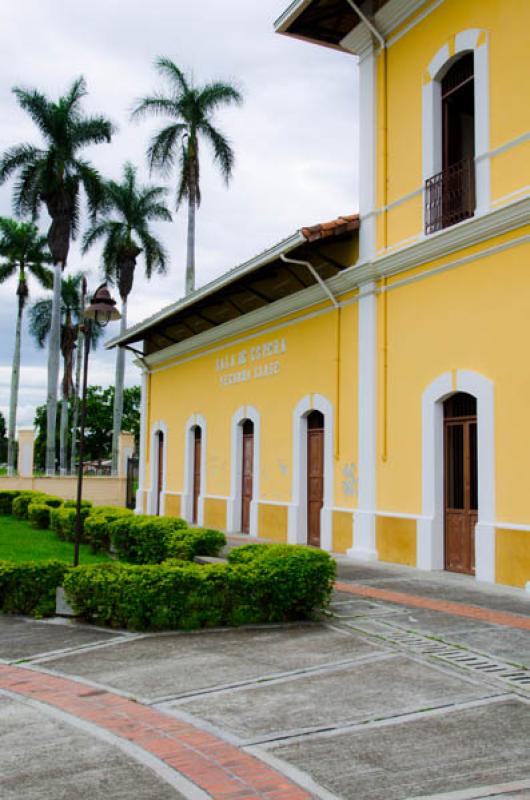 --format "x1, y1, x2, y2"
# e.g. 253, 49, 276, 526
73, 284, 121, 567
